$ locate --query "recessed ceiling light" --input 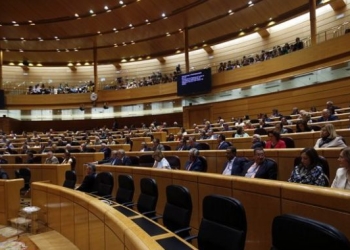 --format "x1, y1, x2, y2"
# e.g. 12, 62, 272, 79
119, 1, 124, 5
89, 10, 94, 14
